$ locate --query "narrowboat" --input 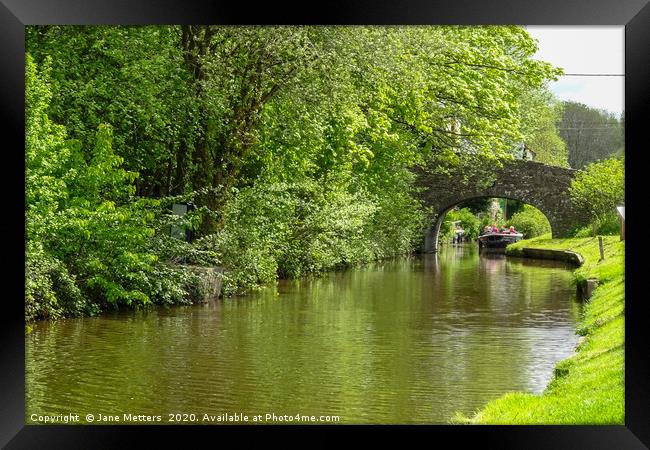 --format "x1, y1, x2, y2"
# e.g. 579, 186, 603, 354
477, 231, 523, 249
